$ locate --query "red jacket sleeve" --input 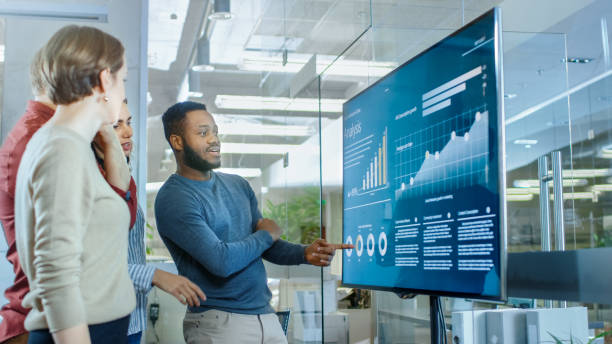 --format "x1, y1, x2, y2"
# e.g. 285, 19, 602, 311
108, 177, 138, 228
